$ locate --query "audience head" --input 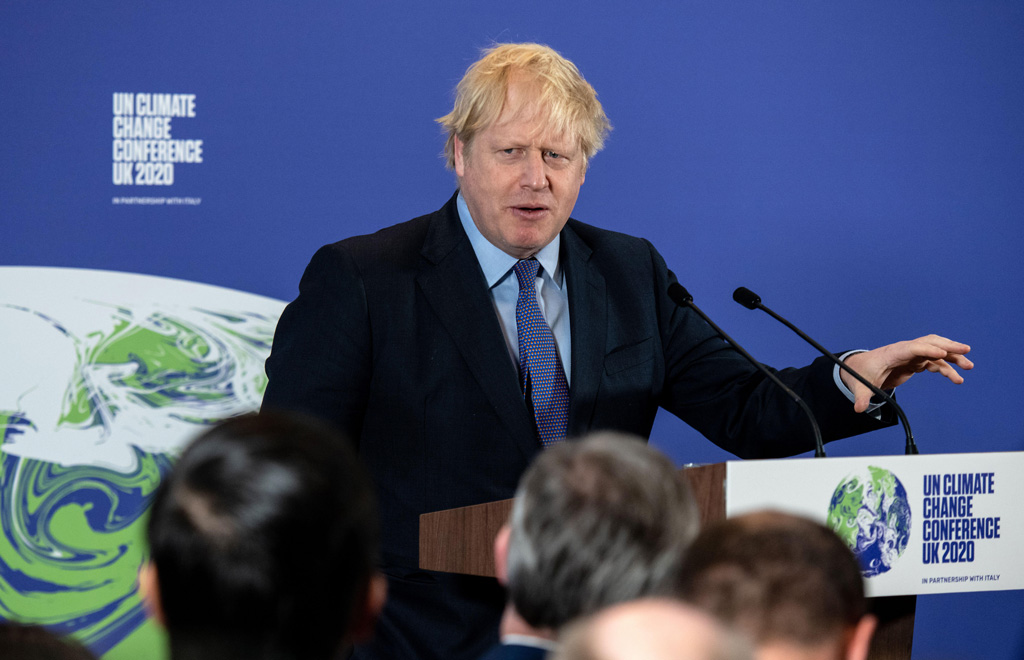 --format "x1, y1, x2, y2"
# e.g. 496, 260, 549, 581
437, 42, 611, 169
141, 412, 384, 660
677, 510, 876, 660
553, 598, 753, 660
496, 432, 700, 631
0, 623, 96, 660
